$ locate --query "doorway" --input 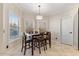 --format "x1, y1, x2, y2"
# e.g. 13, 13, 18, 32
61, 16, 73, 46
